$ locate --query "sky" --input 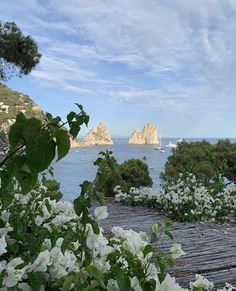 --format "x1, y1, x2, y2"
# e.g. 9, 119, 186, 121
0, 0, 236, 138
